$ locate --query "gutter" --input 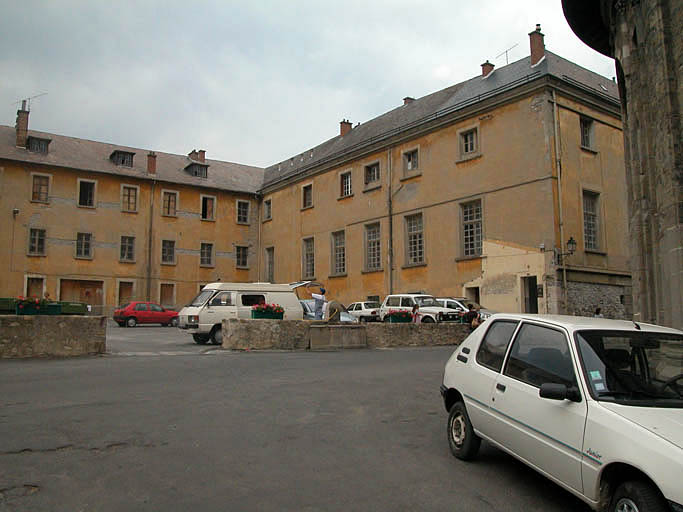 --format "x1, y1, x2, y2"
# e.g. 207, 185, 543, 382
552, 89, 569, 313
146, 180, 156, 301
